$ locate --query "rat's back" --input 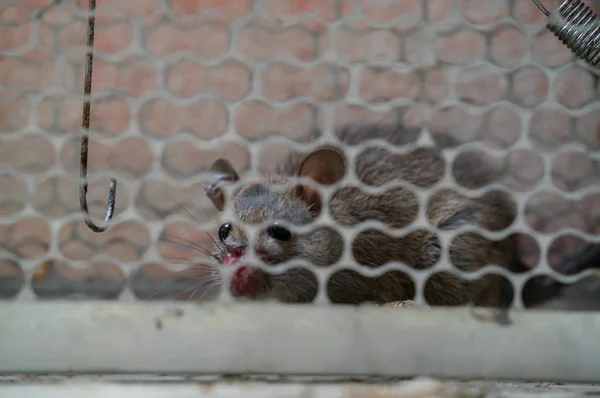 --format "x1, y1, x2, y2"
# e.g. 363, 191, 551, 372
289, 124, 520, 306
